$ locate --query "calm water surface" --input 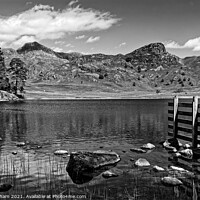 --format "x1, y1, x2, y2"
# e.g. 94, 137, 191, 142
0, 100, 194, 199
